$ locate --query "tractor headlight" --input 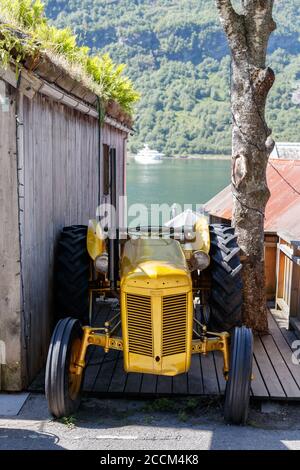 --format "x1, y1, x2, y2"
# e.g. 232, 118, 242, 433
95, 253, 108, 274
185, 230, 196, 241
189, 250, 210, 272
